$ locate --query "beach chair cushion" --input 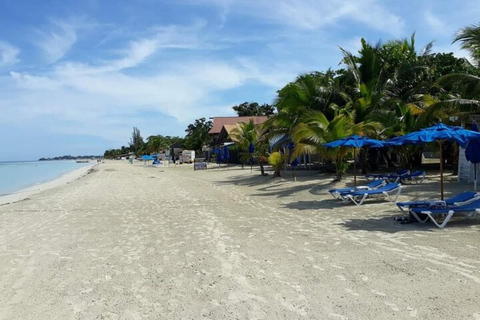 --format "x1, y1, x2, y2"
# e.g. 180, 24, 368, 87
339, 183, 402, 205
328, 179, 384, 195
346, 183, 400, 196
